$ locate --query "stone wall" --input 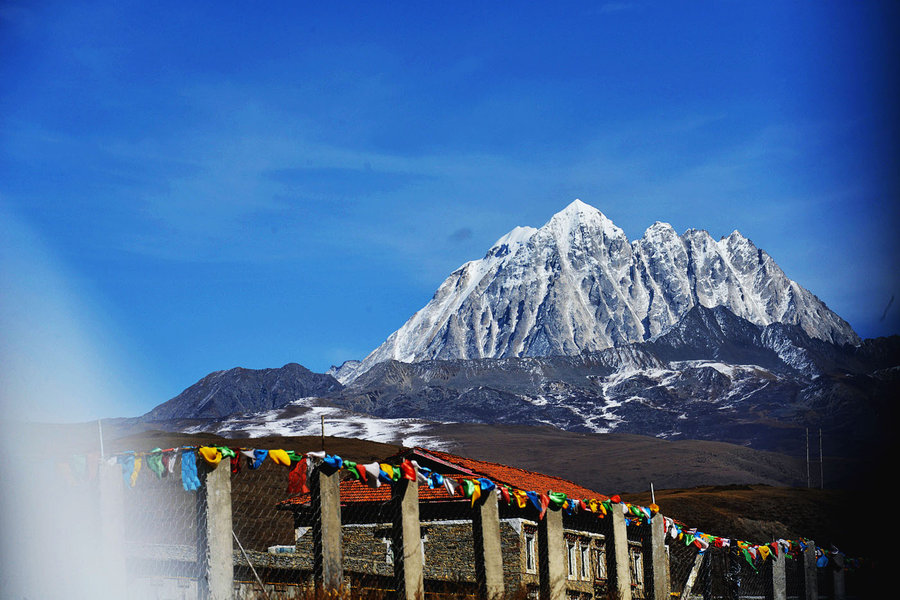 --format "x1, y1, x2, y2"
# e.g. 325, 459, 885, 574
296, 519, 525, 585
